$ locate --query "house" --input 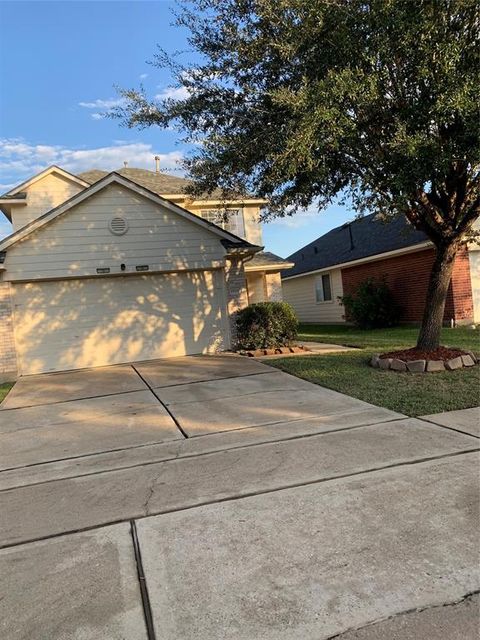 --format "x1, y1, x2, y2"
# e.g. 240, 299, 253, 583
0, 165, 292, 378
282, 213, 480, 326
